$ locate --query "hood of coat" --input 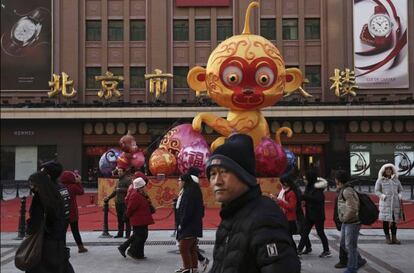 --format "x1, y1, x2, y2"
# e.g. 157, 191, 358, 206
378, 163, 398, 180
315, 177, 328, 189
